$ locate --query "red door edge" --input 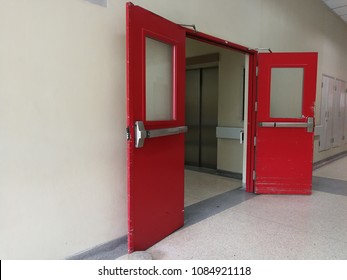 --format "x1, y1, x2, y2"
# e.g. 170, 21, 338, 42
245, 54, 258, 193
